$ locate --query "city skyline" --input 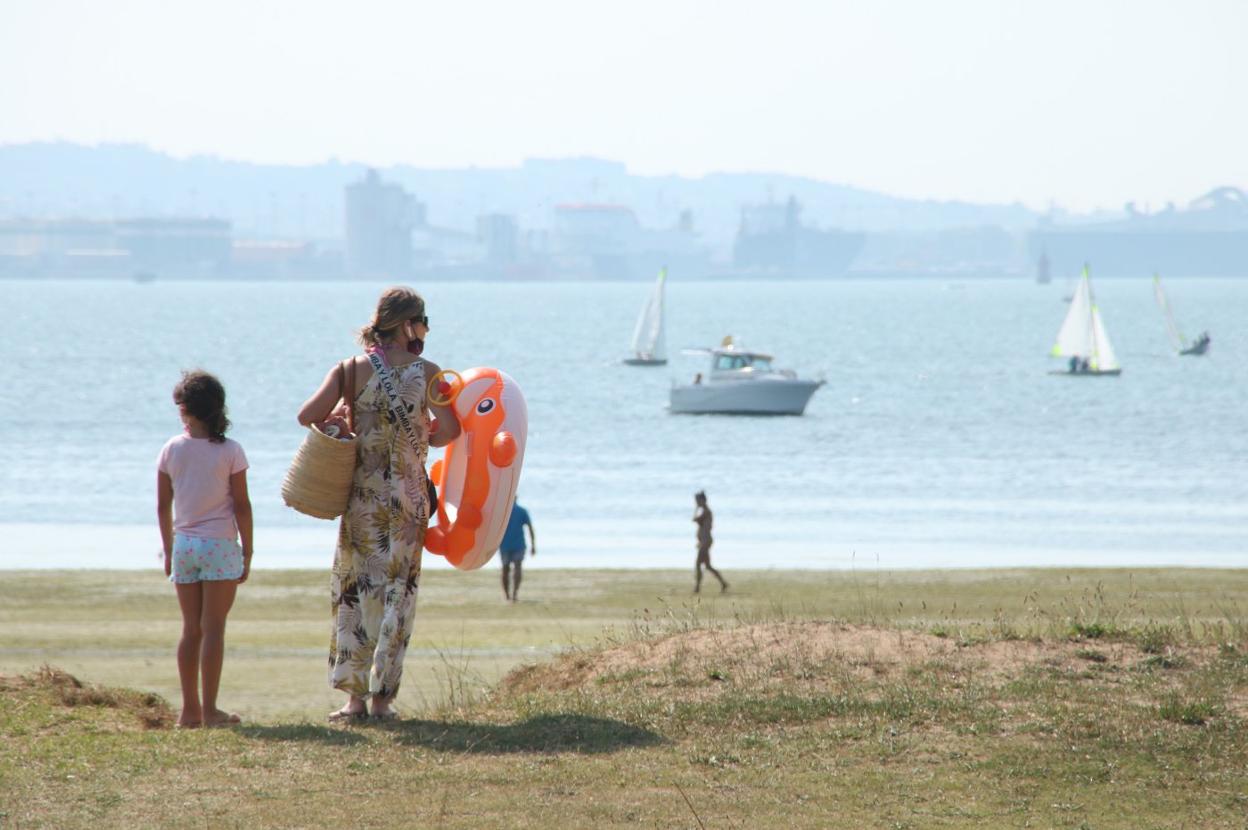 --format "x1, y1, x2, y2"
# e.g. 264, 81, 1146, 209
3, 0, 1246, 212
